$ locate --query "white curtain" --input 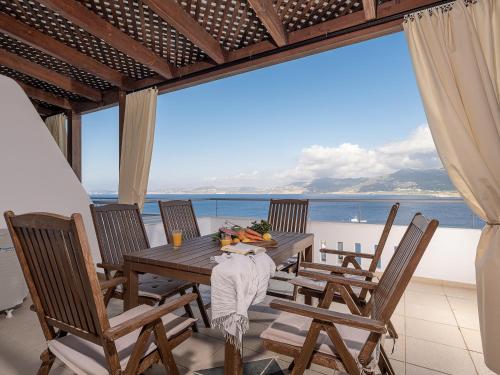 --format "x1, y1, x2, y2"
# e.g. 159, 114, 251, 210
404, 0, 500, 371
118, 88, 158, 209
45, 113, 67, 158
